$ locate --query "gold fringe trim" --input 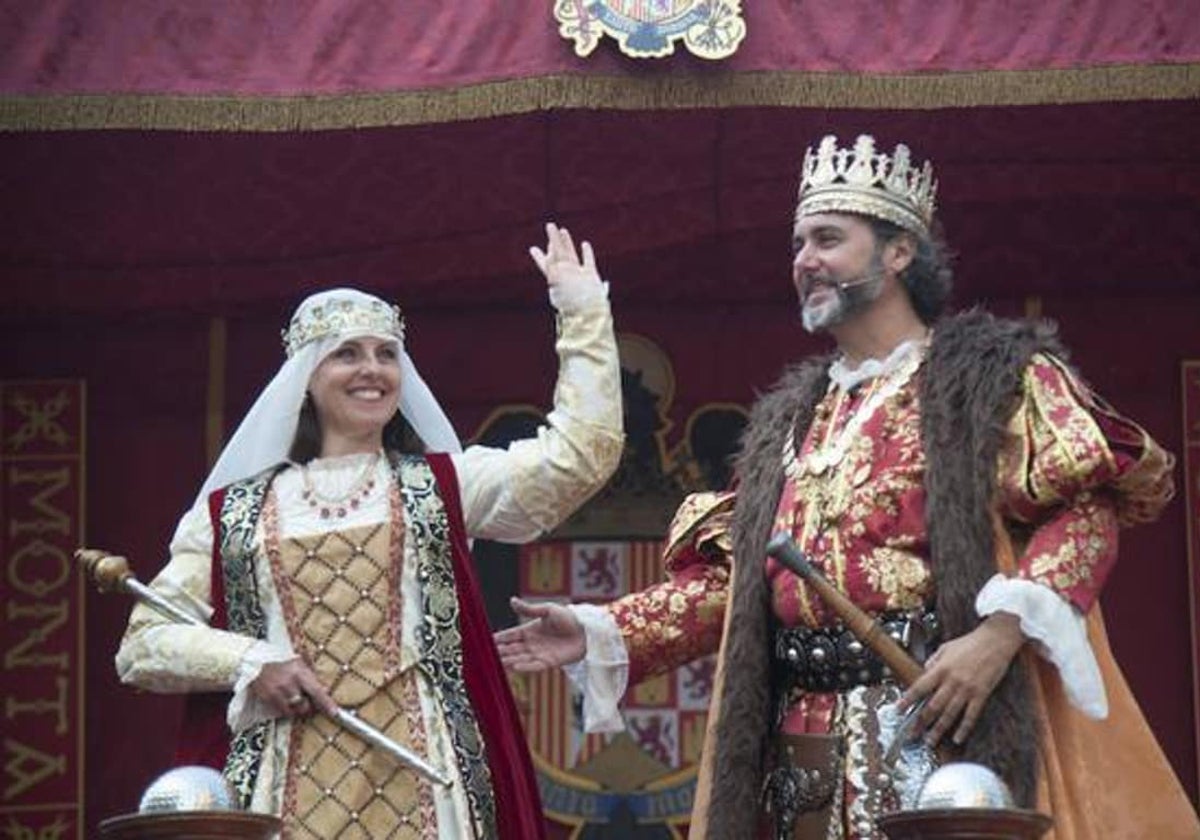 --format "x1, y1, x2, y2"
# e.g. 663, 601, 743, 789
2, 64, 1198, 132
